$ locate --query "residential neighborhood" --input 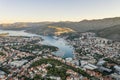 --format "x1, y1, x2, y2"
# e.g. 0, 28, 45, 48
0, 31, 119, 80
